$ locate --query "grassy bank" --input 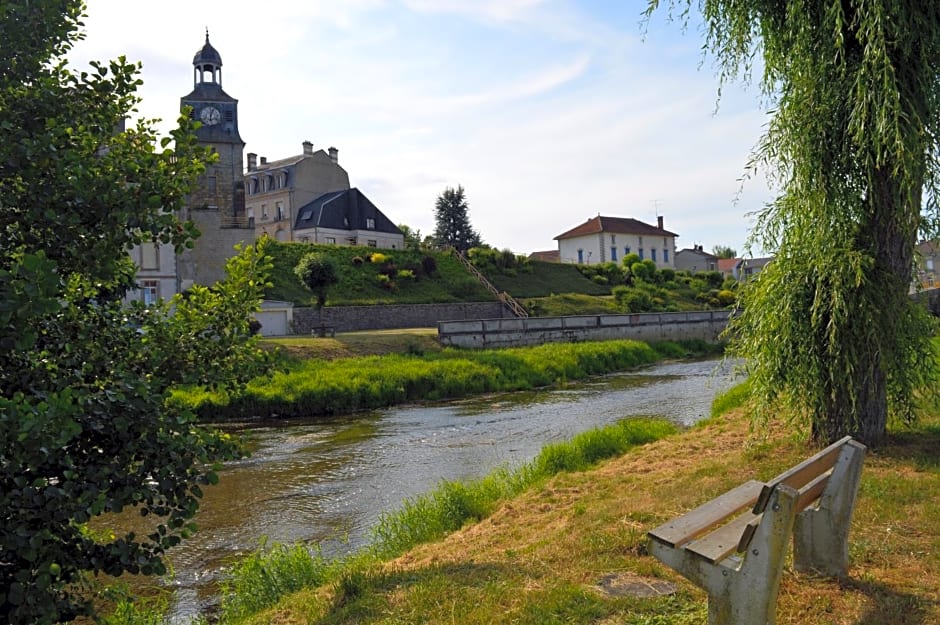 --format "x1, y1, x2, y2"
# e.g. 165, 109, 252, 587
189, 385, 940, 625
175, 339, 721, 420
